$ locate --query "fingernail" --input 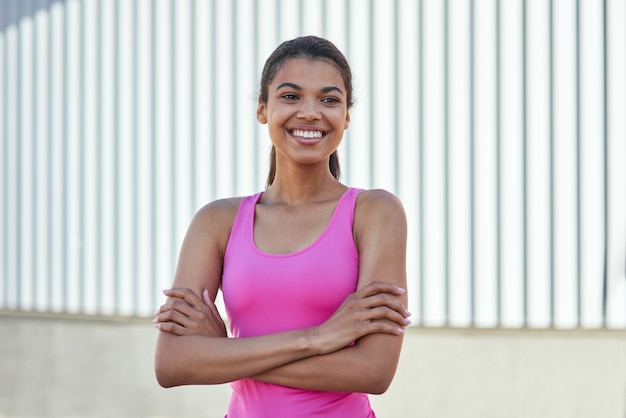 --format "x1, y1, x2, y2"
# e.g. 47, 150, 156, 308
162, 289, 170, 294
404, 318, 412, 325
397, 327, 405, 334
396, 287, 406, 294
